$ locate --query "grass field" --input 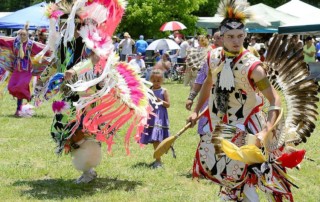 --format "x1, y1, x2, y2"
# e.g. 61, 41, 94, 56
0, 81, 319, 202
